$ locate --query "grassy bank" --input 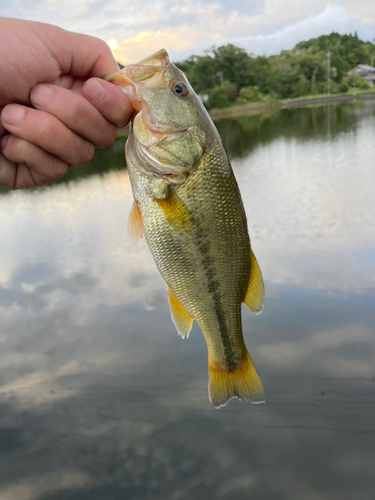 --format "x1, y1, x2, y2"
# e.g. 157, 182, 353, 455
209, 100, 283, 119
209, 88, 375, 120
